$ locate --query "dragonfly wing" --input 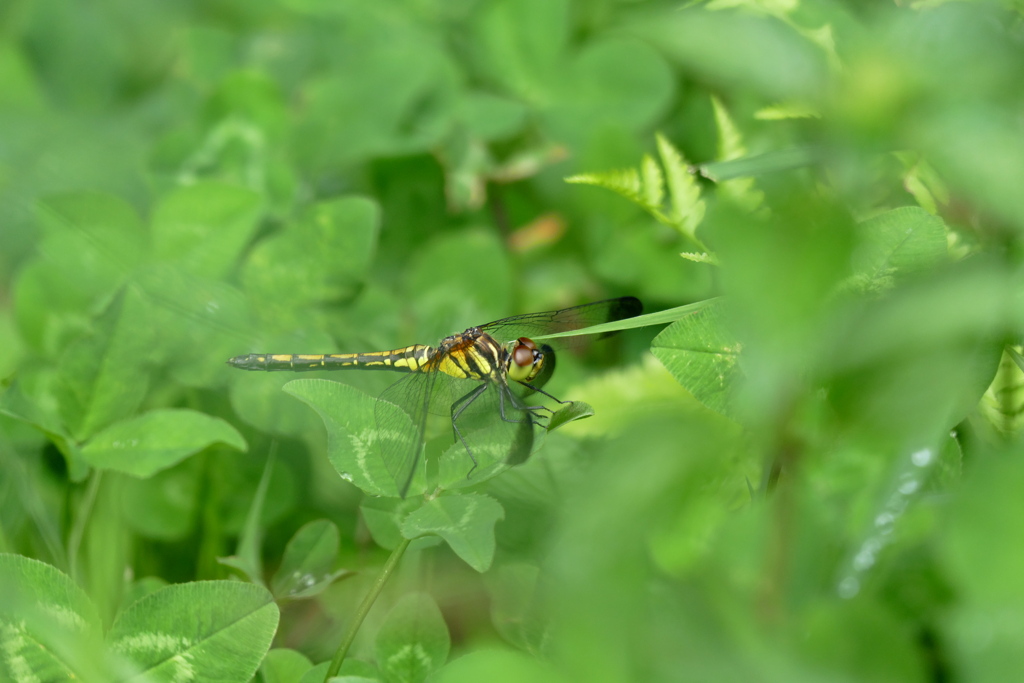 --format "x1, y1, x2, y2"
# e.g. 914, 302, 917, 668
436, 382, 538, 490
375, 370, 440, 498
478, 296, 642, 342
